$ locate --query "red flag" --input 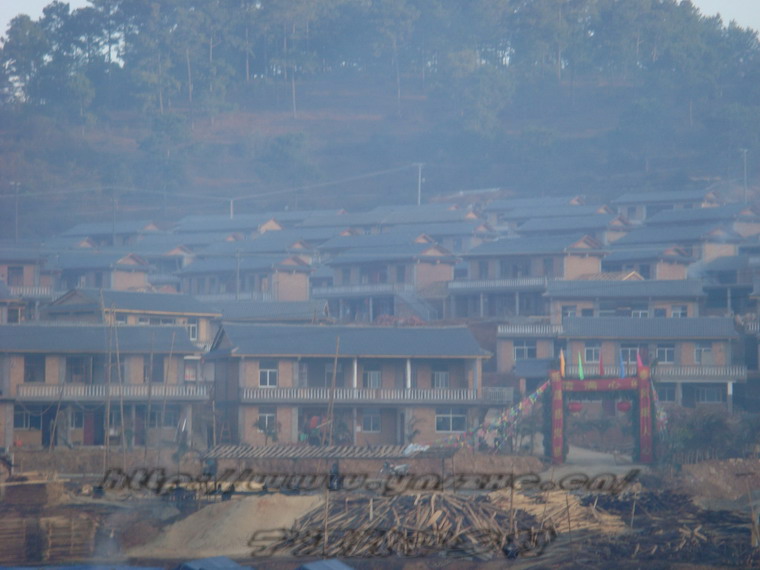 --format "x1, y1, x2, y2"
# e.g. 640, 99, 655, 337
599, 353, 604, 377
